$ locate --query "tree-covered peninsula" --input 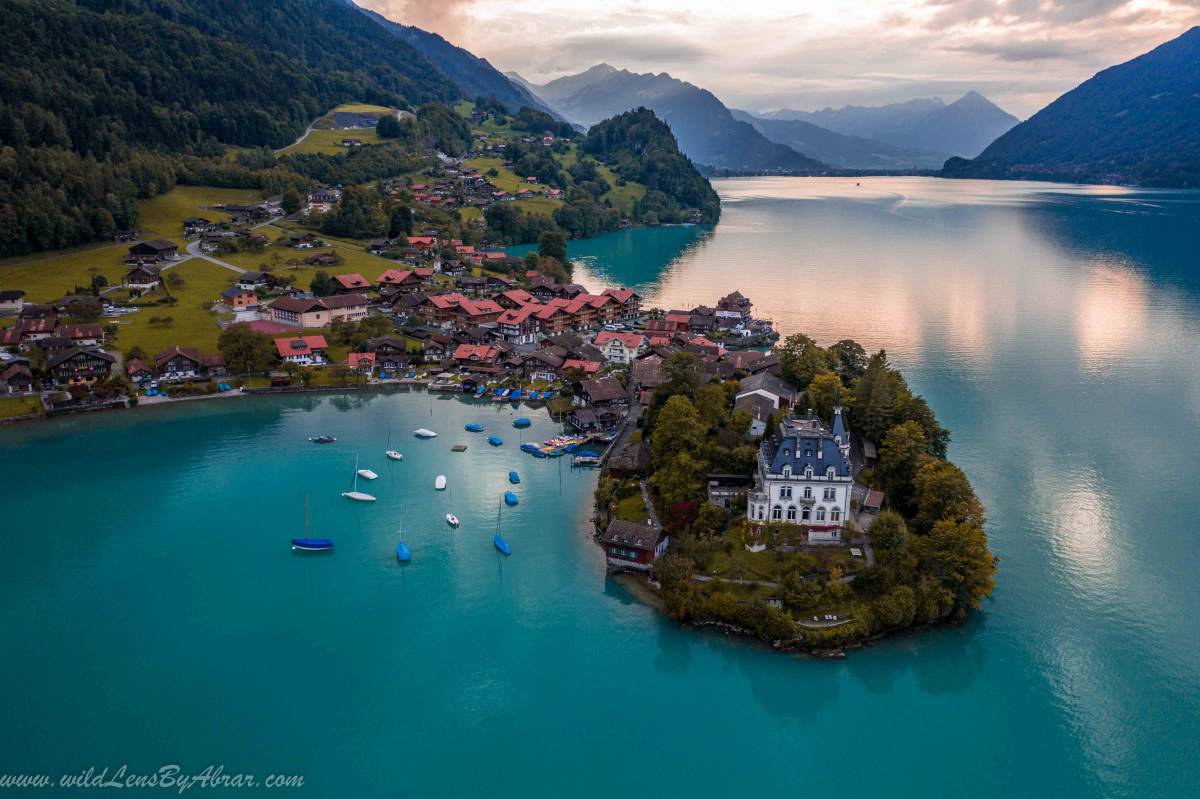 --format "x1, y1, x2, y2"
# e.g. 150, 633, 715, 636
597, 334, 997, 653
